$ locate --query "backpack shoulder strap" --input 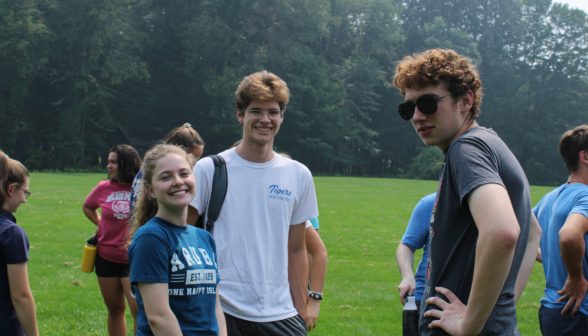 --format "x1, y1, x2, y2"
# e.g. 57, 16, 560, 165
204, 155, 228, 233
